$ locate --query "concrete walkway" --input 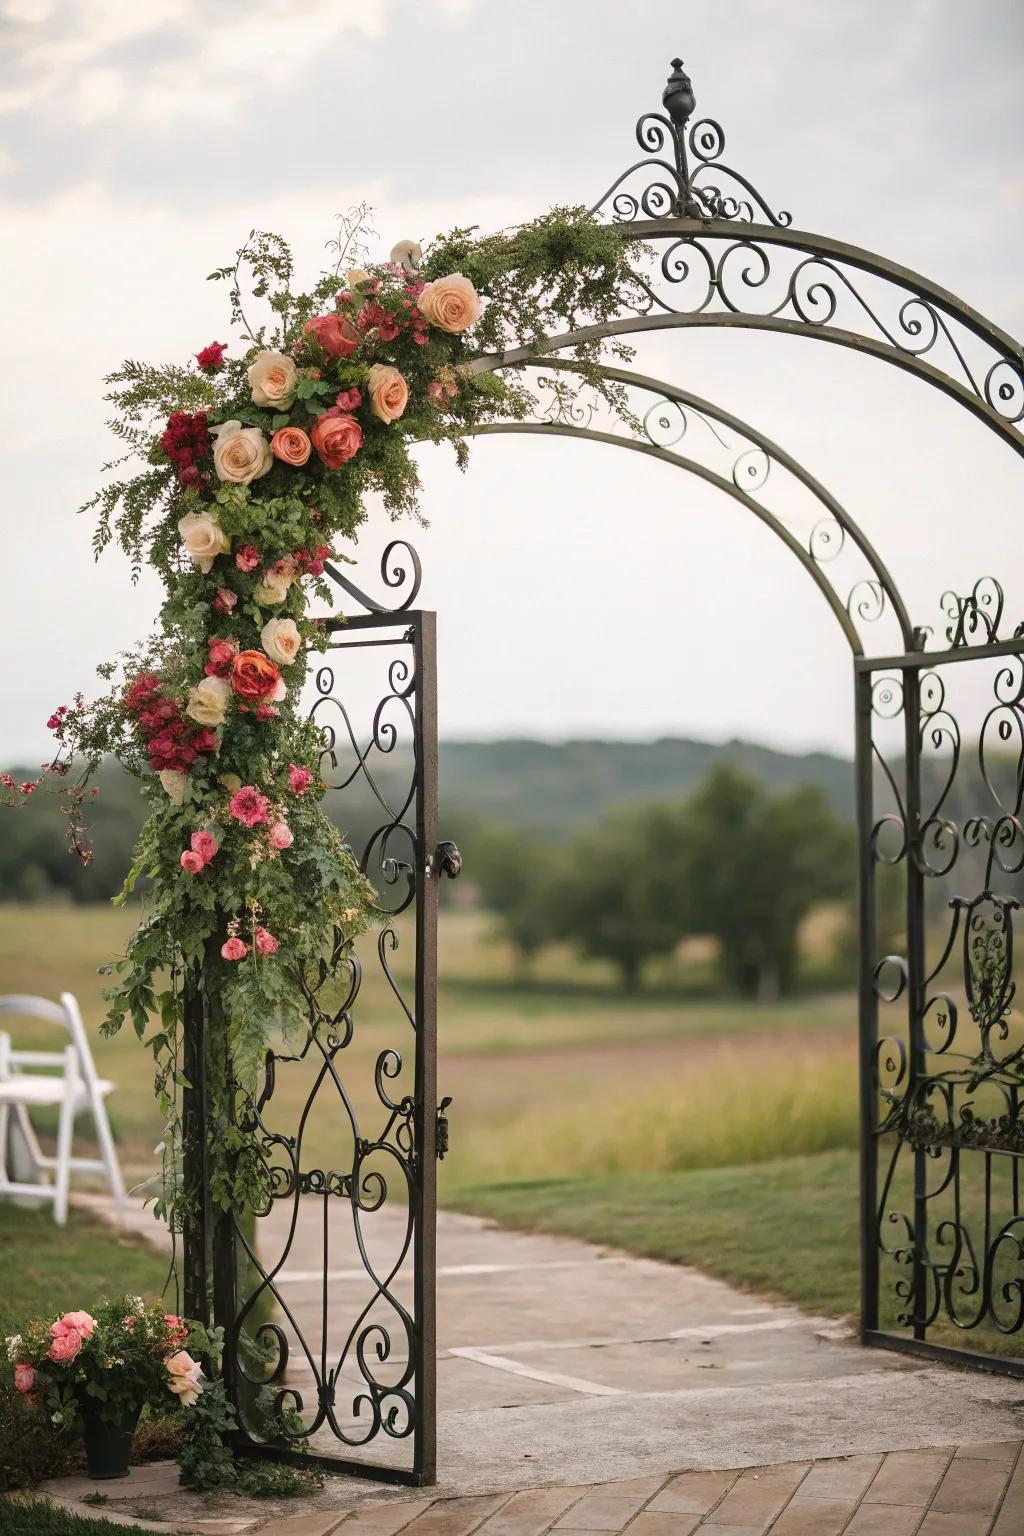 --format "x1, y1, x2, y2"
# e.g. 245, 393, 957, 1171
32, 1198, 1024, 1533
